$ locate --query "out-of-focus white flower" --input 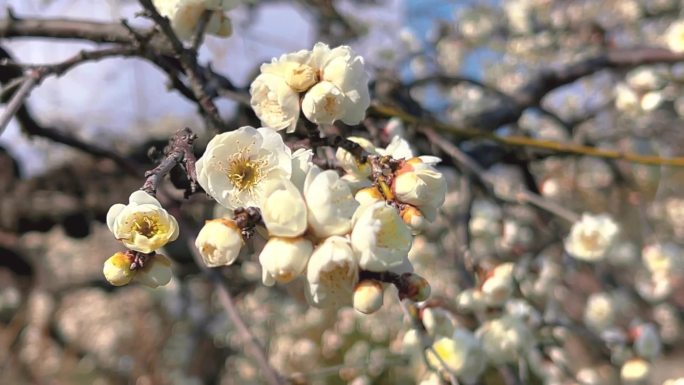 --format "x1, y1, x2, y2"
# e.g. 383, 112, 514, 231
307, 236, 358, 308
477, 315, 533, 364
261, 178, 307, 237
456, 288, 486, 313
626, 67, 666, 91
564, 213, 619, 262
422, 307, 455, 337
642, 242, 683, 275
393, 158, 447, 221
336, 136, 376, 178
427, 328, 487, 383
106, 190, 179, 253
641, 91, 663, 111
351, 202, 413, 272
584, 292, 616, 332
481, 263, 515, 307
250, 43, 370, 130
615, 82, 640, 112
303, 167, 358, 238
469, 199, 502, 238
195, 218, 243, 267
152, 0, 234, 40
663, 378, 684, 385
290, 148, 313, 190
634, 323, 662, 359
666, 20, 684, 53
103, 252, 173, 288
249, 73, 301, 132
620, 358, 651, 383
195, 126, 292, 210
259, 236, 313, 286
352, 280, 384, 314
418, 373, 442, 385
